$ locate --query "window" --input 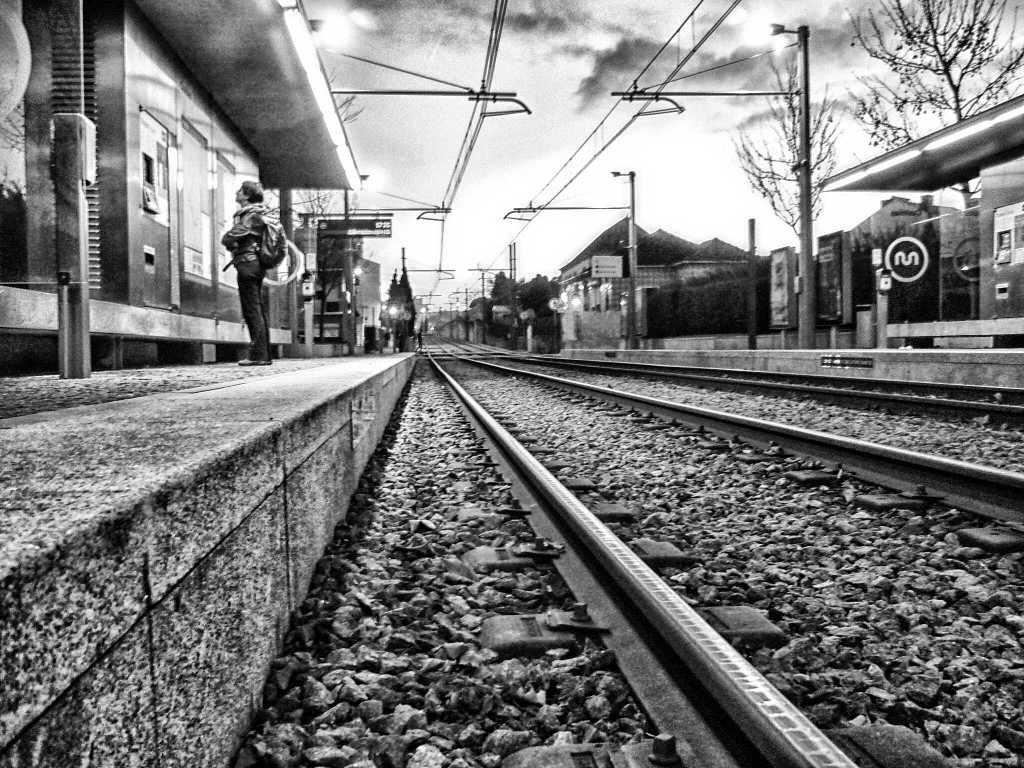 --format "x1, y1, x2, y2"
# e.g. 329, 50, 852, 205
180, 120, 212, 279
139, 110, 169, 224
217, 155, 237, 288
